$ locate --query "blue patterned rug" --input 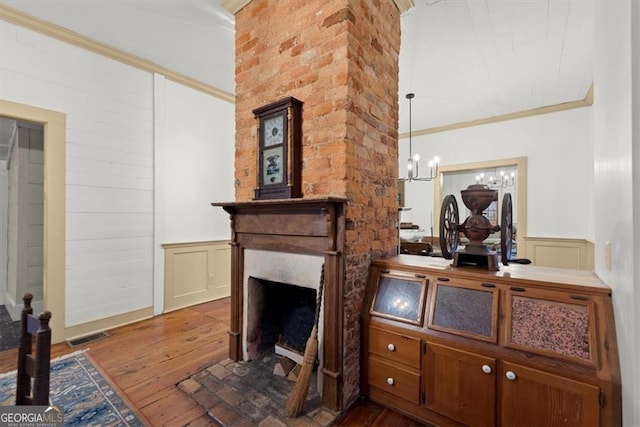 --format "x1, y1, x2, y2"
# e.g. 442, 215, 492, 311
0, 351, 148, 426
